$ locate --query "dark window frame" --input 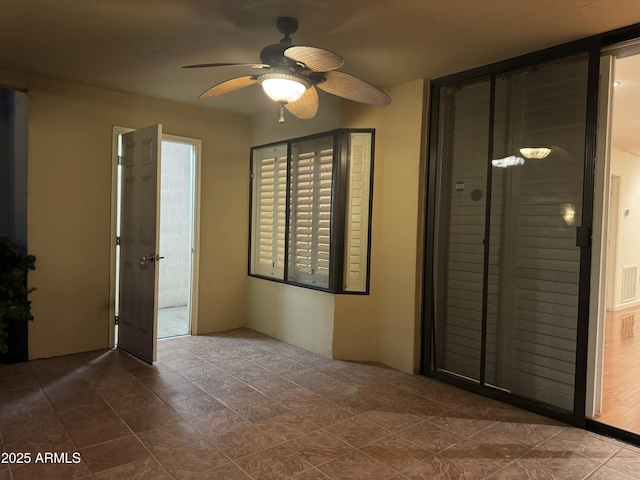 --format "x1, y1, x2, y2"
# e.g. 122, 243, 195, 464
248, 128, 376, 295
